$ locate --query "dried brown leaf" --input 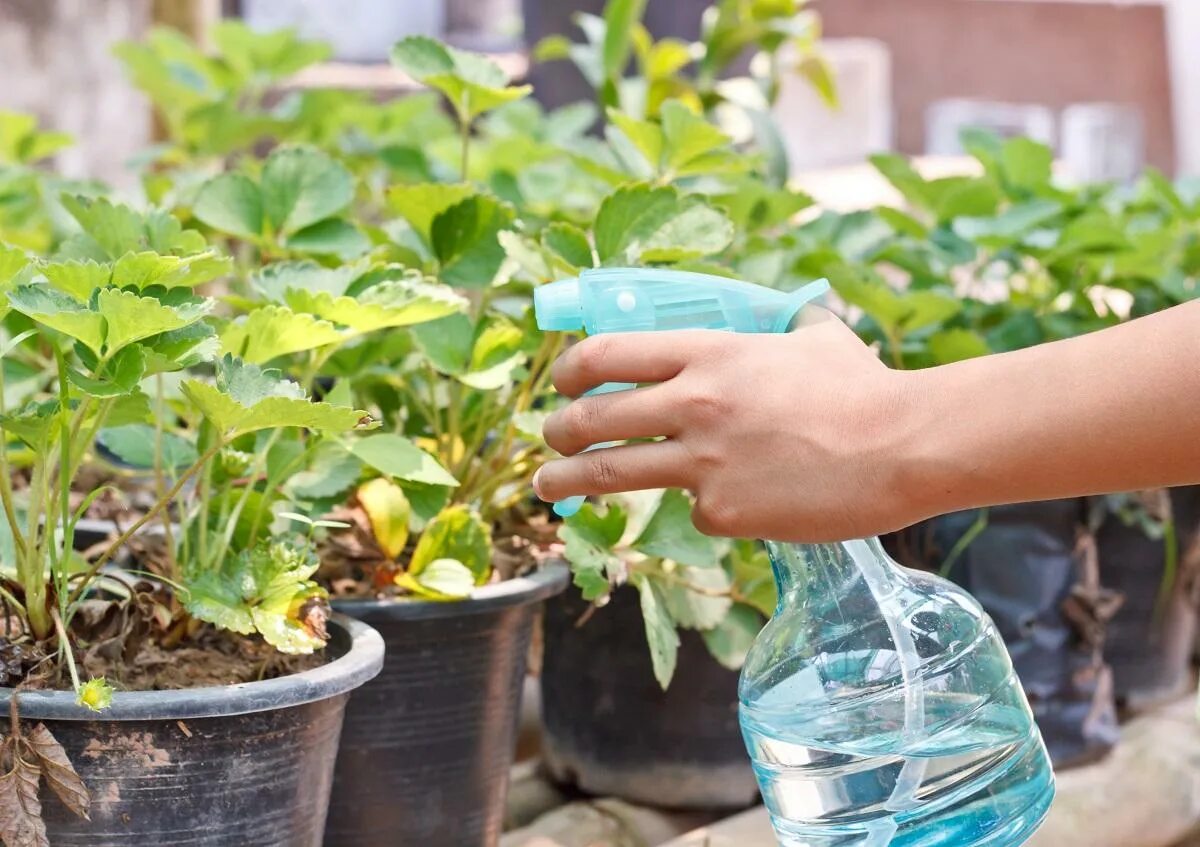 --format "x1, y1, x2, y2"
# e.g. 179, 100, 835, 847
26, 725, 88, 821
0, 749, 46, 847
